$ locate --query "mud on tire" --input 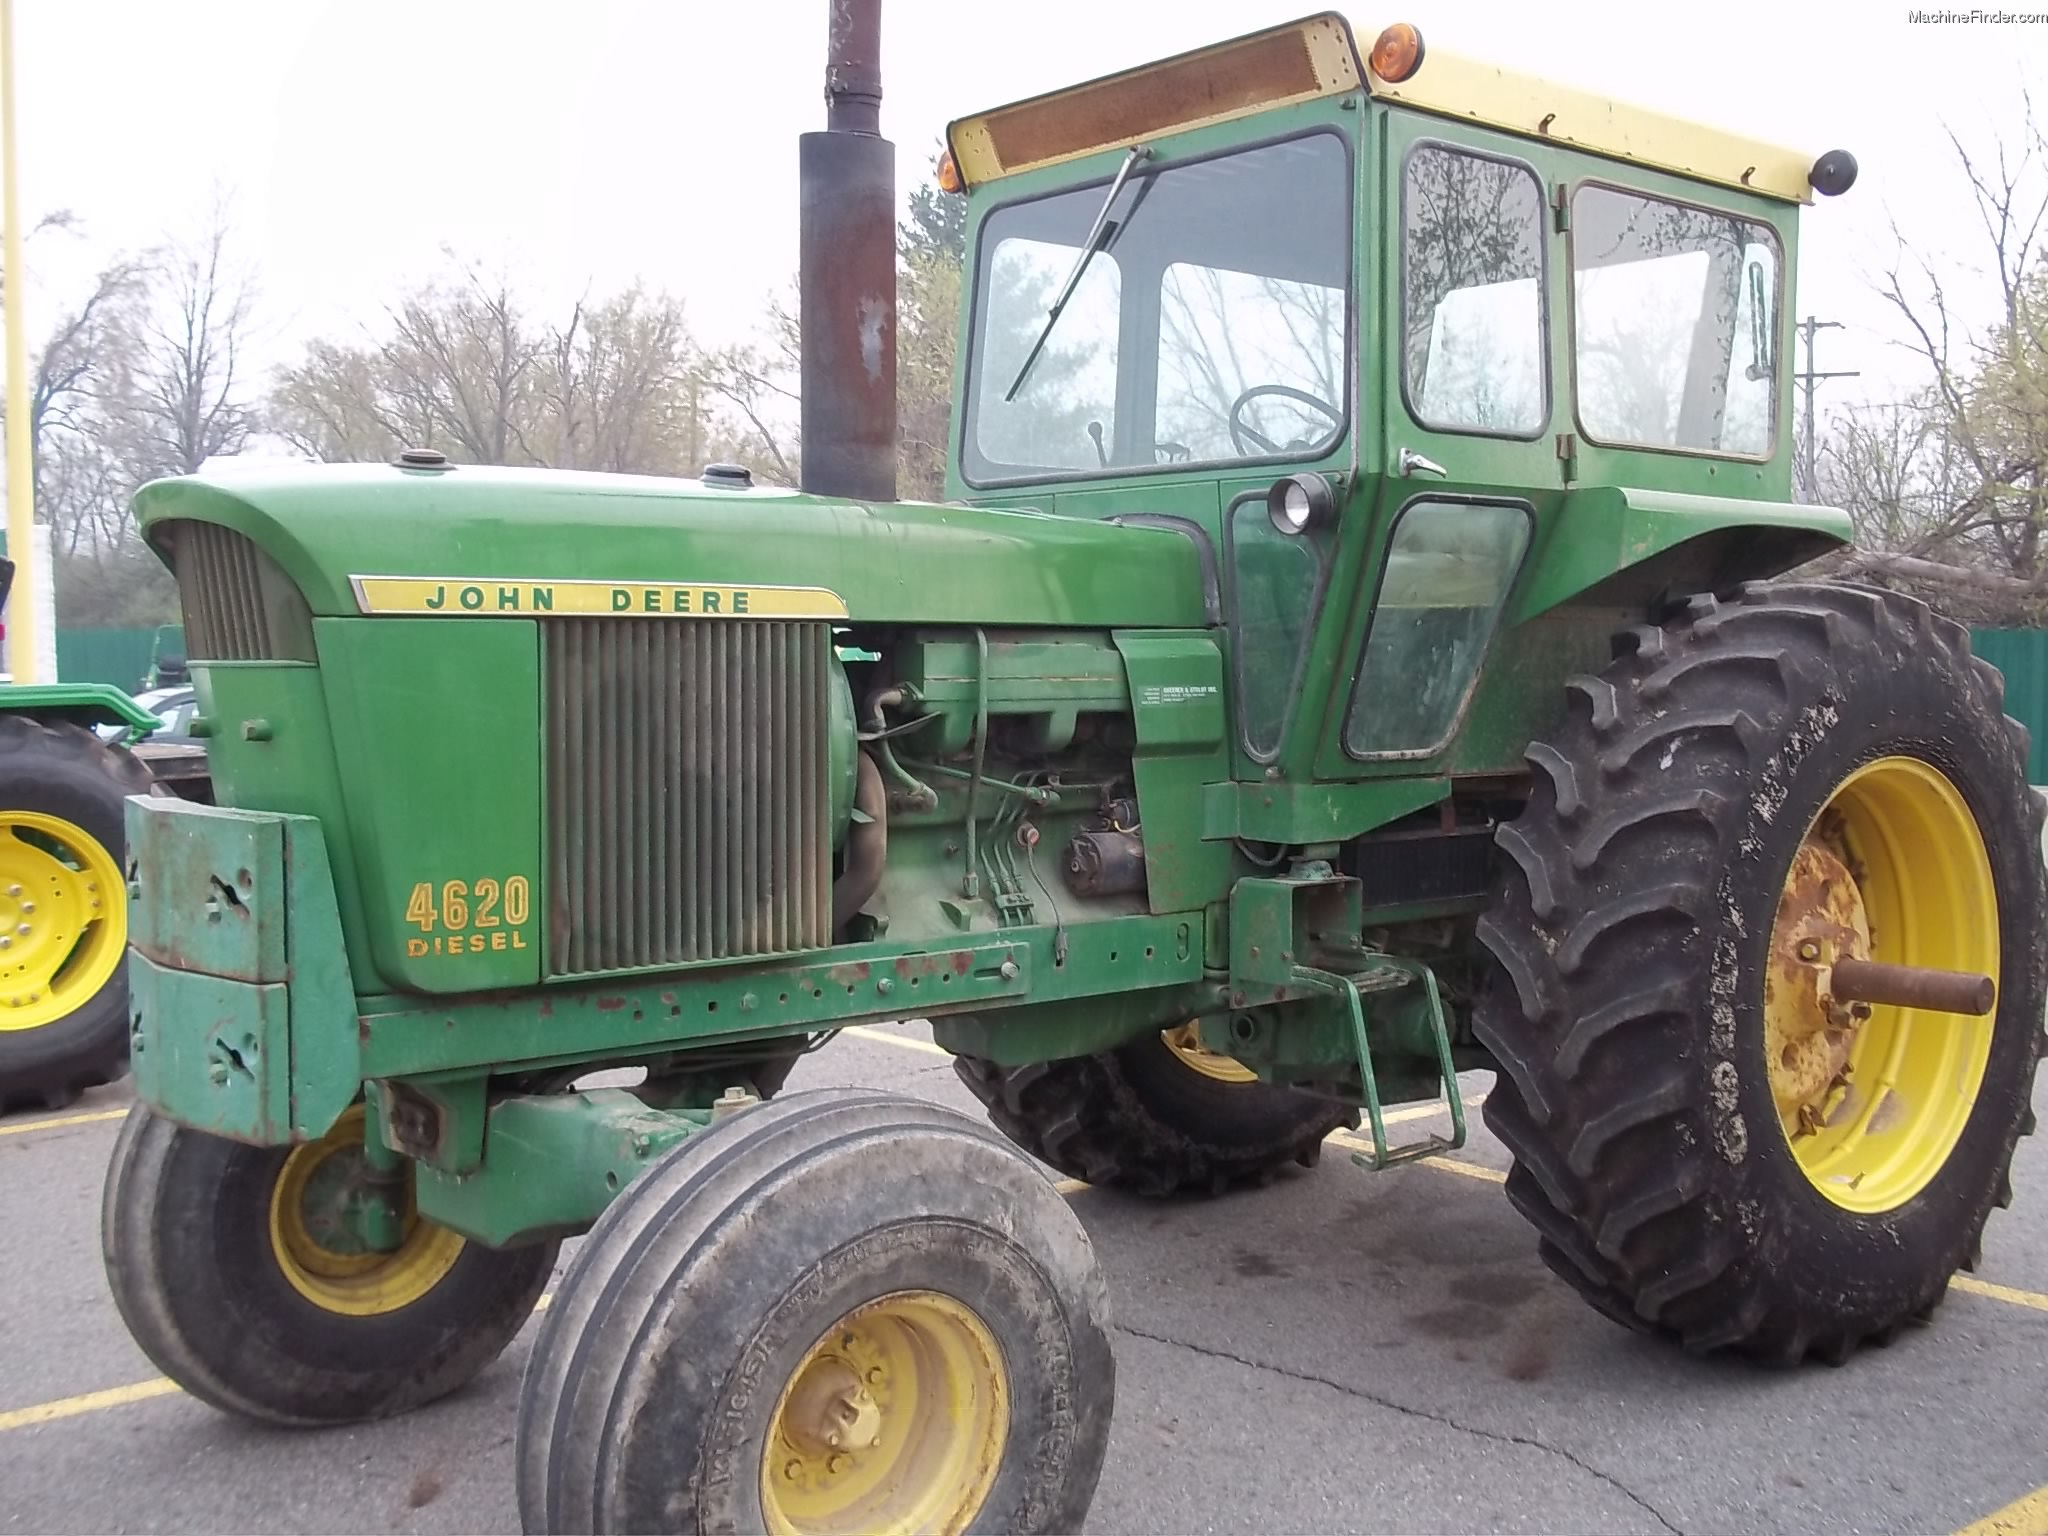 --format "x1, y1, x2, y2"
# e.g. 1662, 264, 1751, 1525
1472, 581, 2048, 1363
